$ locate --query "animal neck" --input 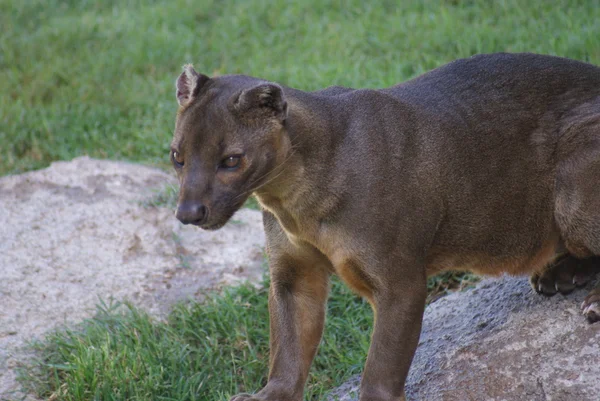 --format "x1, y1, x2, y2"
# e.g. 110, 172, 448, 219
254, 88, 348, 224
